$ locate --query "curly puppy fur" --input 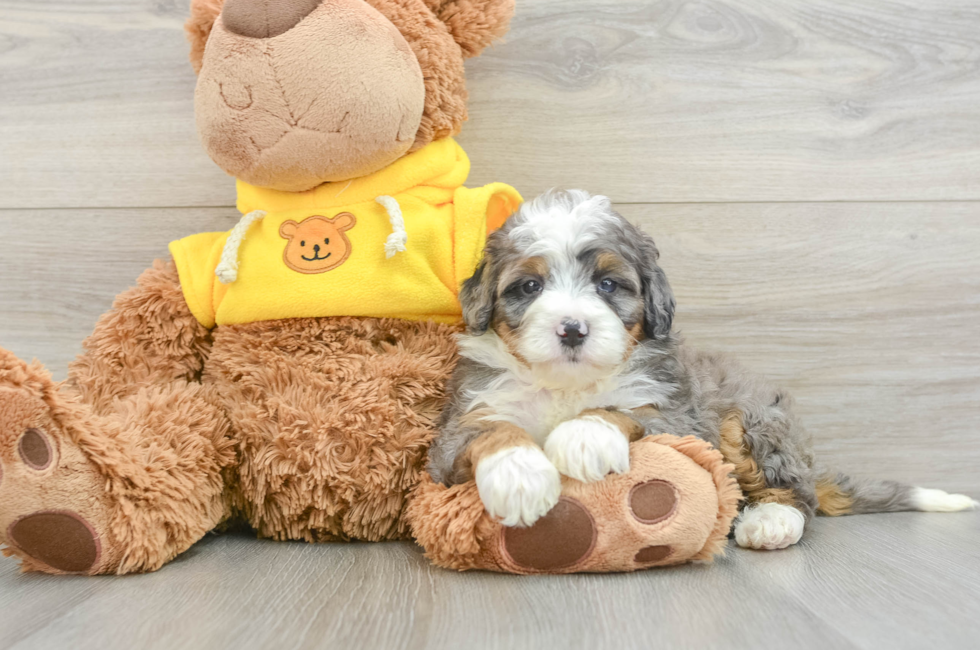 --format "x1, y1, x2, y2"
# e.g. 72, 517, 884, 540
185, 0, 514, 150
430, 191, 975, 548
